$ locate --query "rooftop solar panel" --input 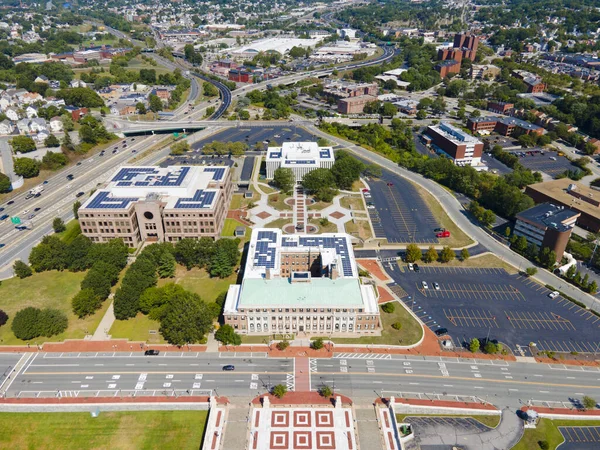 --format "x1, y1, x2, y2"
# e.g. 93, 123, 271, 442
174, 189, 216, 209
86, 191, 137, 210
